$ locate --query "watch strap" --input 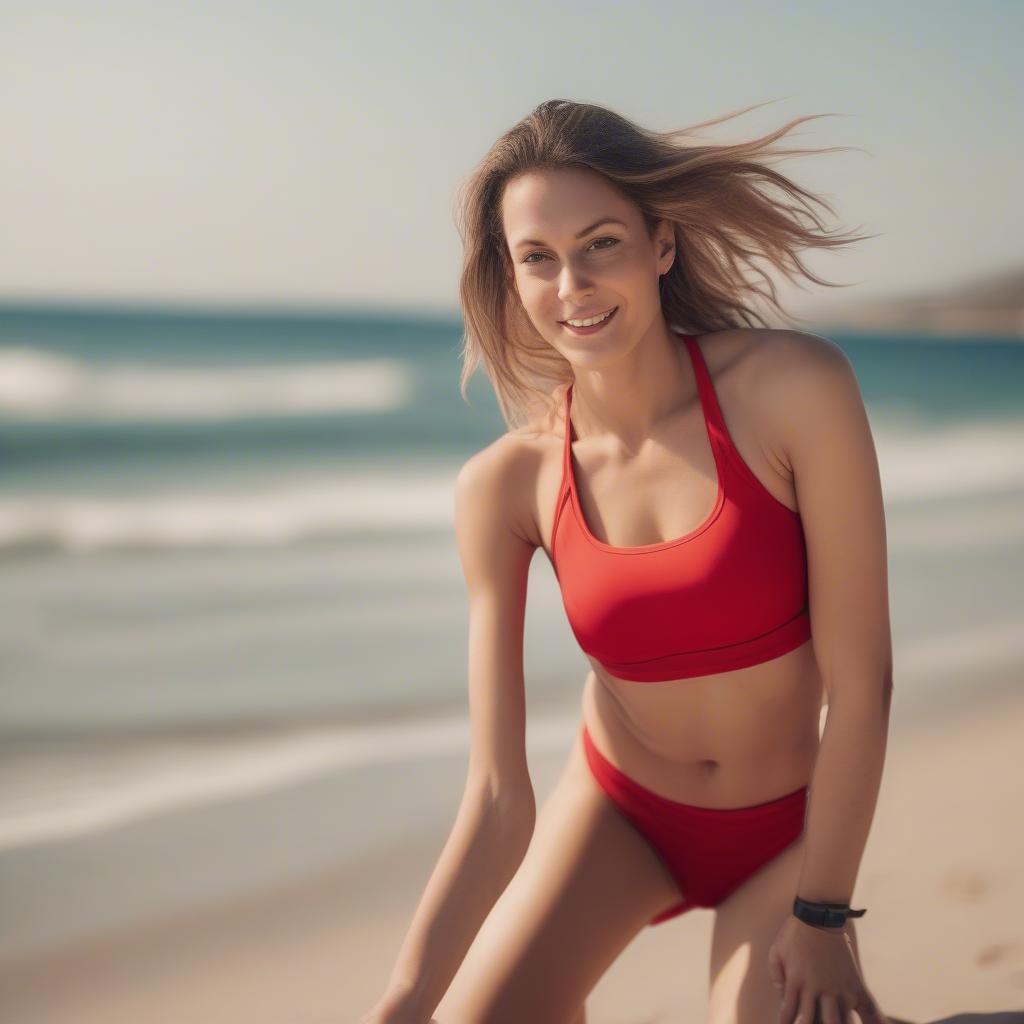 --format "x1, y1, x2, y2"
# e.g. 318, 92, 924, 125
793, 896, 867, 929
